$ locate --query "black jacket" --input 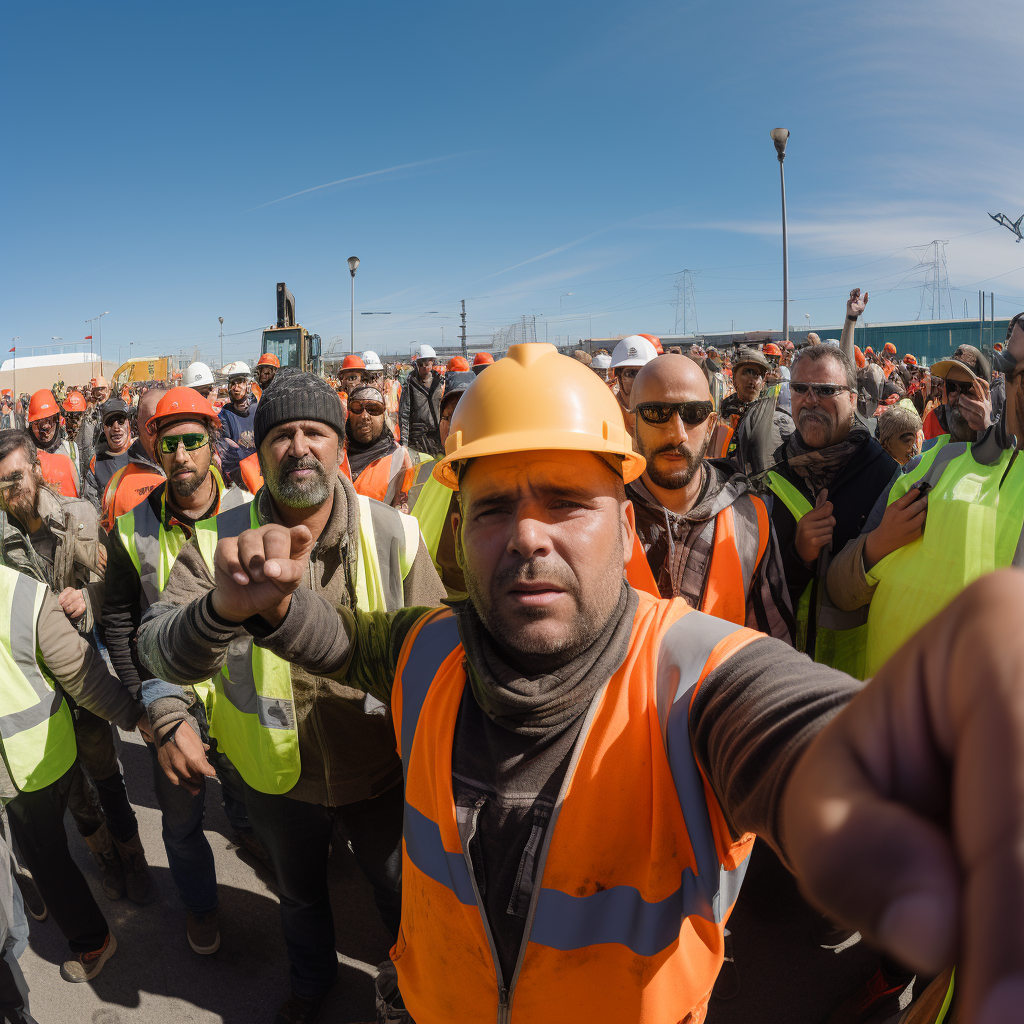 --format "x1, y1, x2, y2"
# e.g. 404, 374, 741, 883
398, 373, 444, 455
768, 436, 895, 654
